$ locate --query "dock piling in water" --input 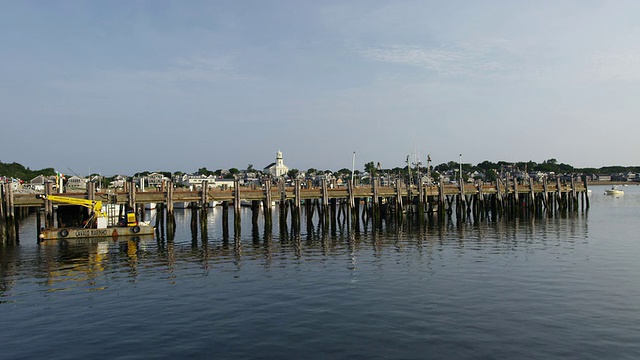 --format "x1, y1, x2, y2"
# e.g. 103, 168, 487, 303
2, 174, 594, 242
